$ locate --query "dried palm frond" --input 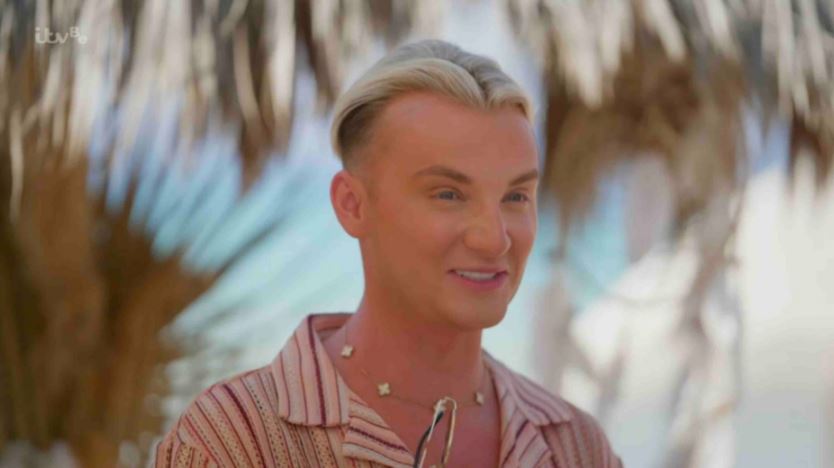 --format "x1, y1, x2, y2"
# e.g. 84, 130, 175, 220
507, 0, 833, 235
545, 43, 744, 245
